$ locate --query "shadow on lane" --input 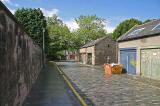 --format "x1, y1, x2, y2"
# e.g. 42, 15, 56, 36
23, 62, 82, 106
